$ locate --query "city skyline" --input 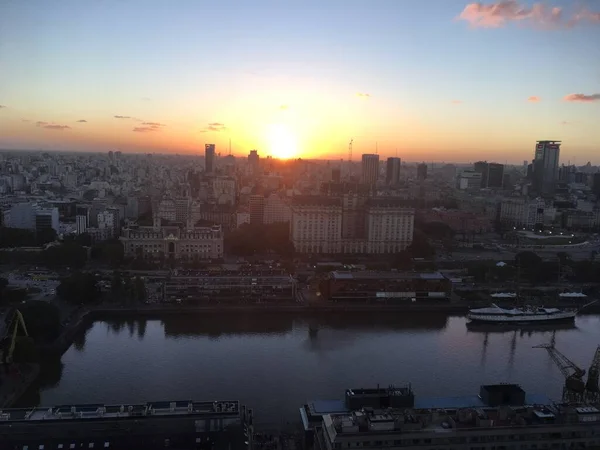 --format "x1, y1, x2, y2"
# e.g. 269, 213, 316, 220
1, 0, 599, 162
